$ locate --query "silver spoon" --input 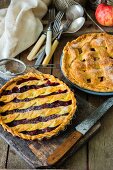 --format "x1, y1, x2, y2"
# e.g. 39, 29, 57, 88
55, 0, 105, 33
65, 16, 85, 33
66, 3, 84, 20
